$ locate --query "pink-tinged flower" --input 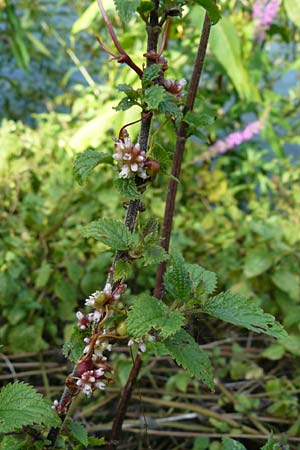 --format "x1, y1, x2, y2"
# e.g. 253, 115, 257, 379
162, 78, 186, 100
76, 311, 92, 330
253, 0, 280, 41
52, 399, 67, 414
209, 119, 264, 155
76, 368, 106, 397
113, 137, 147, 179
